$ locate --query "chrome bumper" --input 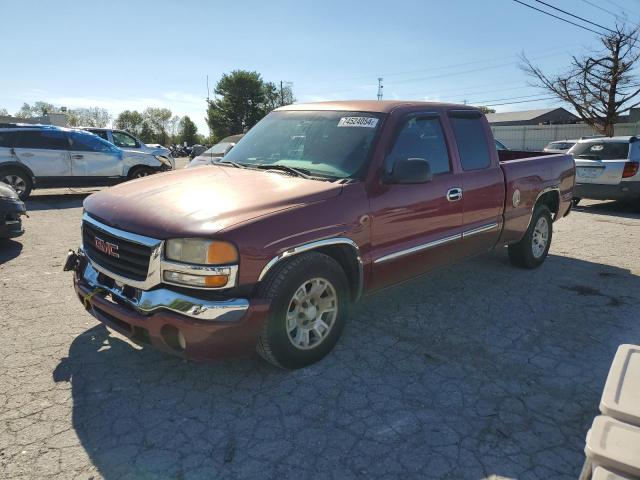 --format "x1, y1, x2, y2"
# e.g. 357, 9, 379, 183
81, 261, 249, 322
